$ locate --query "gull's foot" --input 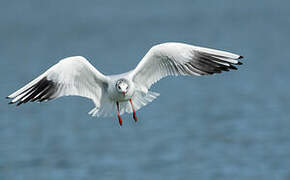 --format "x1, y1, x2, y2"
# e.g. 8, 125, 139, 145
129, 99, 137, 122
118, 113, 122, 126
